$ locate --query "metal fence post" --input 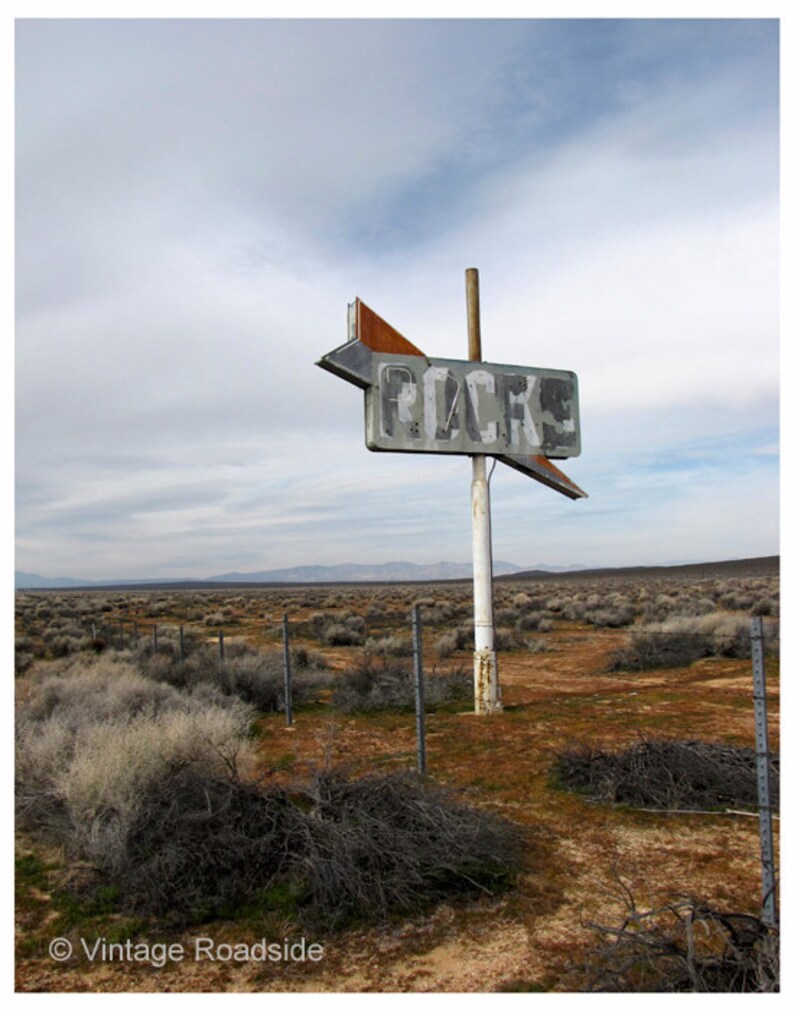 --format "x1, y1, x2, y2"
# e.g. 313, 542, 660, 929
282, 614, 293, 726
152, 624, 158, 653
179, 625, 185, 663
412, 604, 427, 776
751, 616, 777, 926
